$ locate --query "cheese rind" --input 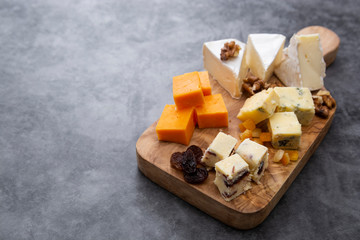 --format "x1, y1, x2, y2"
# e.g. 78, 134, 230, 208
246, 34, 286, 81
195, 94, 228, 128
203, 39, 248, 99
156, 105, 195, 145
274, 34, 326, 90
274, 87, 315, 125
237, 88, 279, 124
268, 112, 302, 149
235, 139, 269, 184
214, 154, 251, 201
201, 132, 237, 169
